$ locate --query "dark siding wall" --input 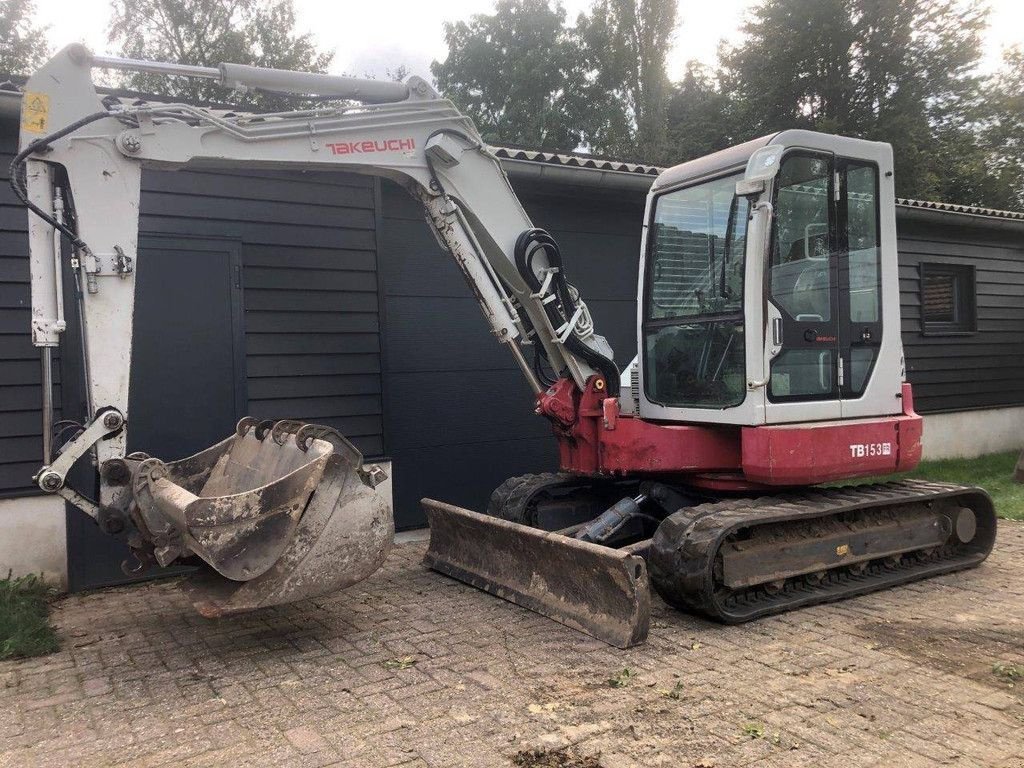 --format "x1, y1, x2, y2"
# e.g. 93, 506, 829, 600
0, 128, 385, 498
0, 131, 62, 495
139, 167, 385, 457
378, 179, 644, 528
897, 216, 1024, 414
